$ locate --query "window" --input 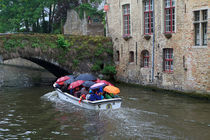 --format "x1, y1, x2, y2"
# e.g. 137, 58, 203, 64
144, 0, 153, 34
164, 0, 175, 33
123, 4, 131, 36
129, 51, 134, 63
163, 48, 173, 72
116, 51, 120, 61
194, 10, 208, 46
141, 50, 149, 67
